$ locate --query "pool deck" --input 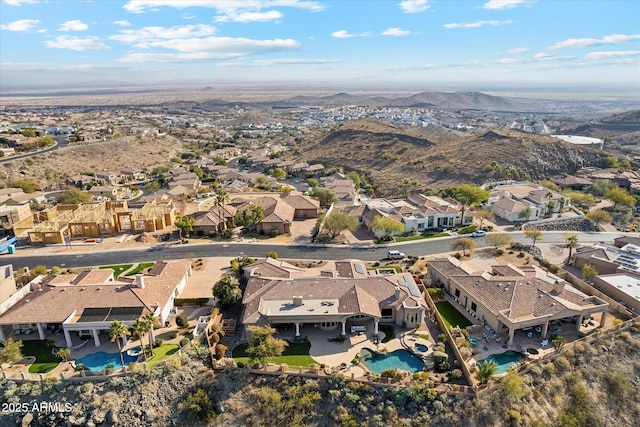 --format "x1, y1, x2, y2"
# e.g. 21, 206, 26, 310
273, 321, 435, 378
